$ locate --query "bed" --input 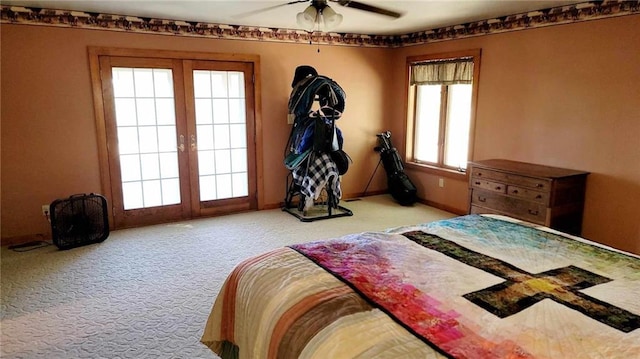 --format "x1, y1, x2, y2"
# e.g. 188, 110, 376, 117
201, 214, 640, 358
